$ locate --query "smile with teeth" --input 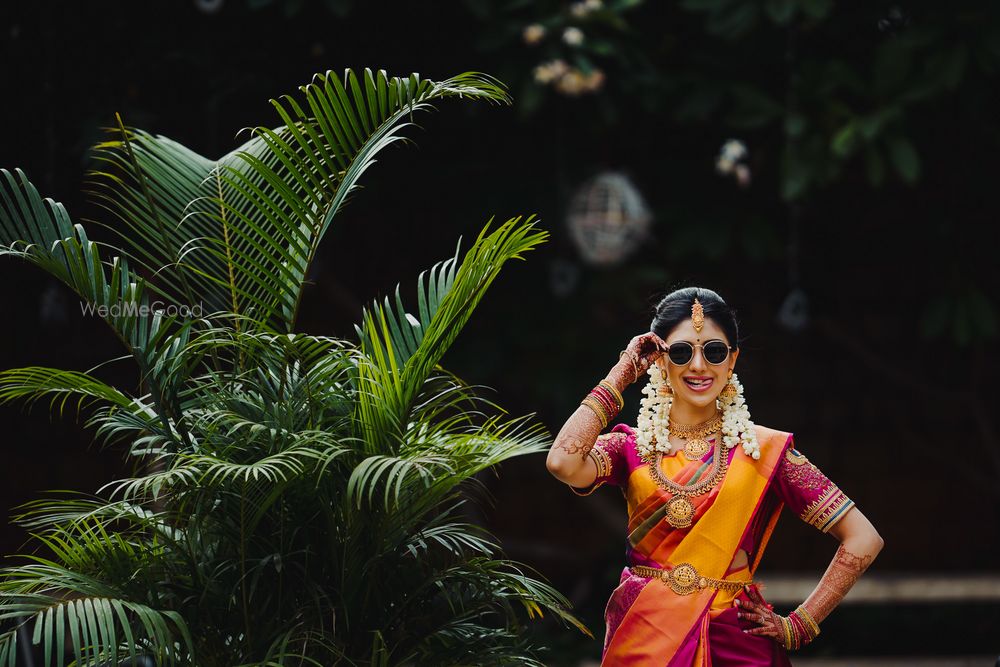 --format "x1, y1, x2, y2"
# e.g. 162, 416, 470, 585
683, 377, 714, 392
